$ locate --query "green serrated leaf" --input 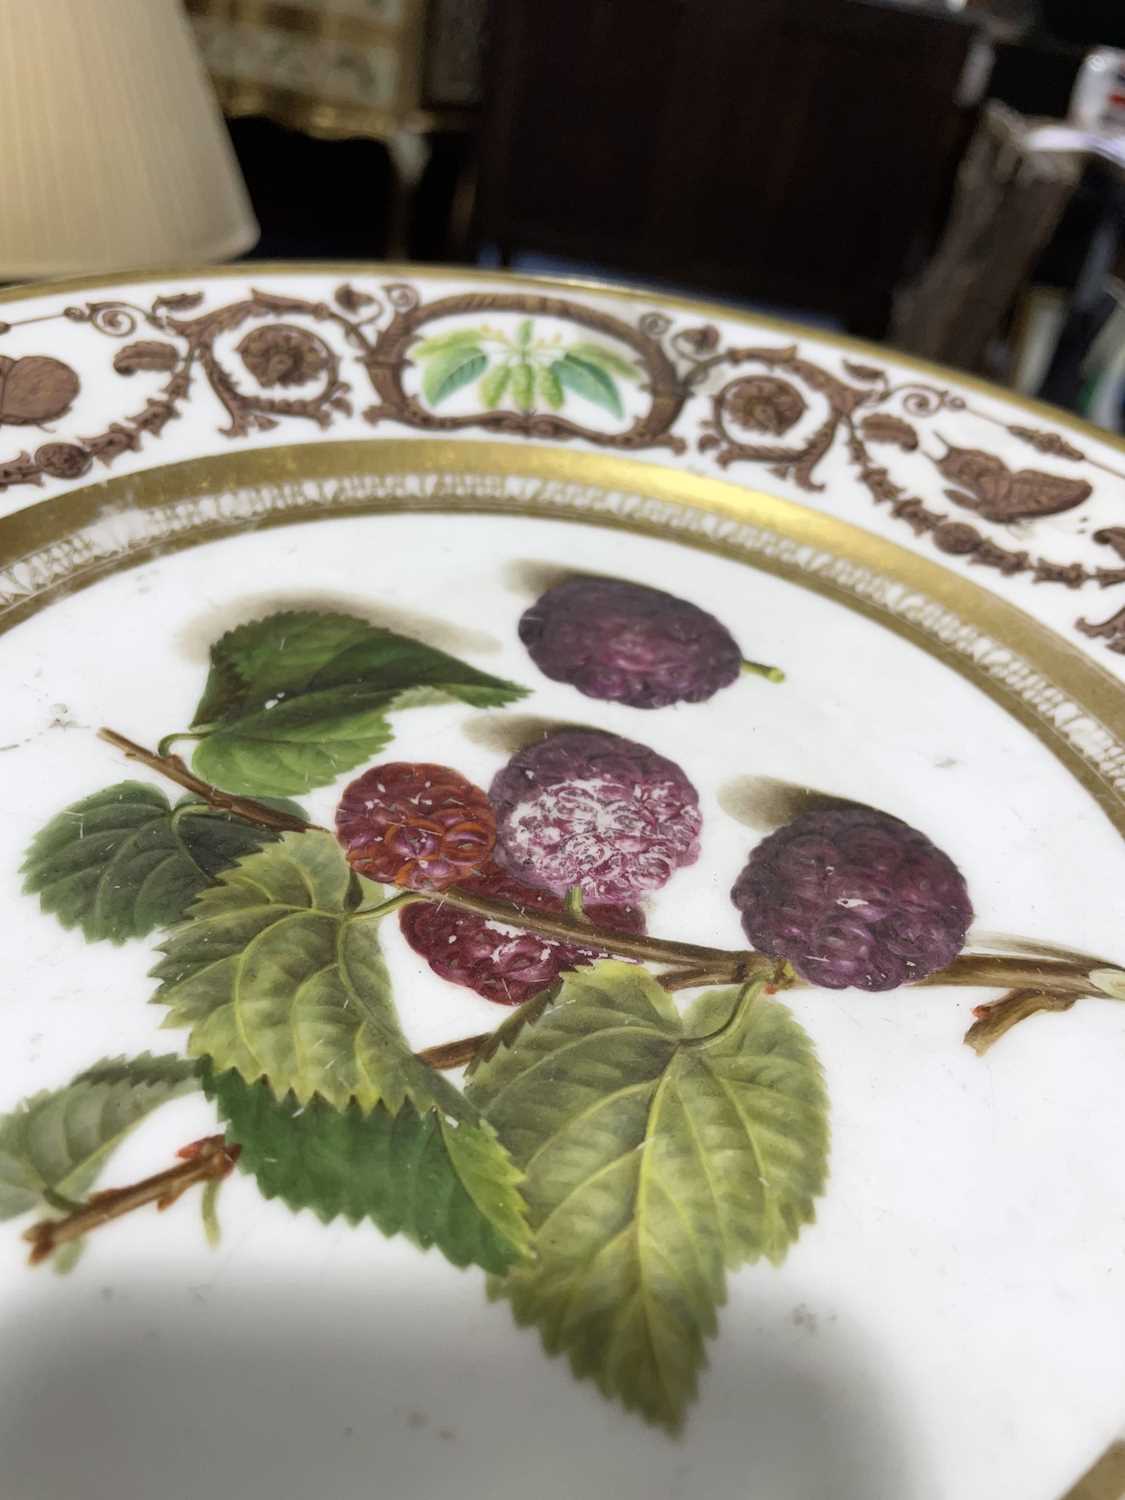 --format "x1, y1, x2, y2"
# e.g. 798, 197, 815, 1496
192, 687, 397, 797
516, 318, 533, 349
207, 1068, 532, 1273
154, 831, 467, 1118
537, 365, 564, 410
0, 1053, 202, 1221
422, 345, 487, 406
189, 610, 527, 796
193, 612, 374, 727
467, 963, 828, 1431
20, 782, 306, 943
511, 361, 534, 413
410, 327, 488, 359
480, 364, 511, 409
566, 341, 640, 380
553, 355, 624, 418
